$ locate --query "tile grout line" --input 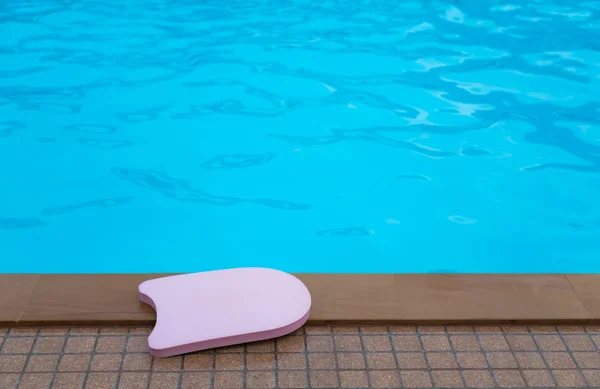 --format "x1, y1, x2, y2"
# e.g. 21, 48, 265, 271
15, 328, 42, 389
529, 326, 561, 388
555, 325, 594, 388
